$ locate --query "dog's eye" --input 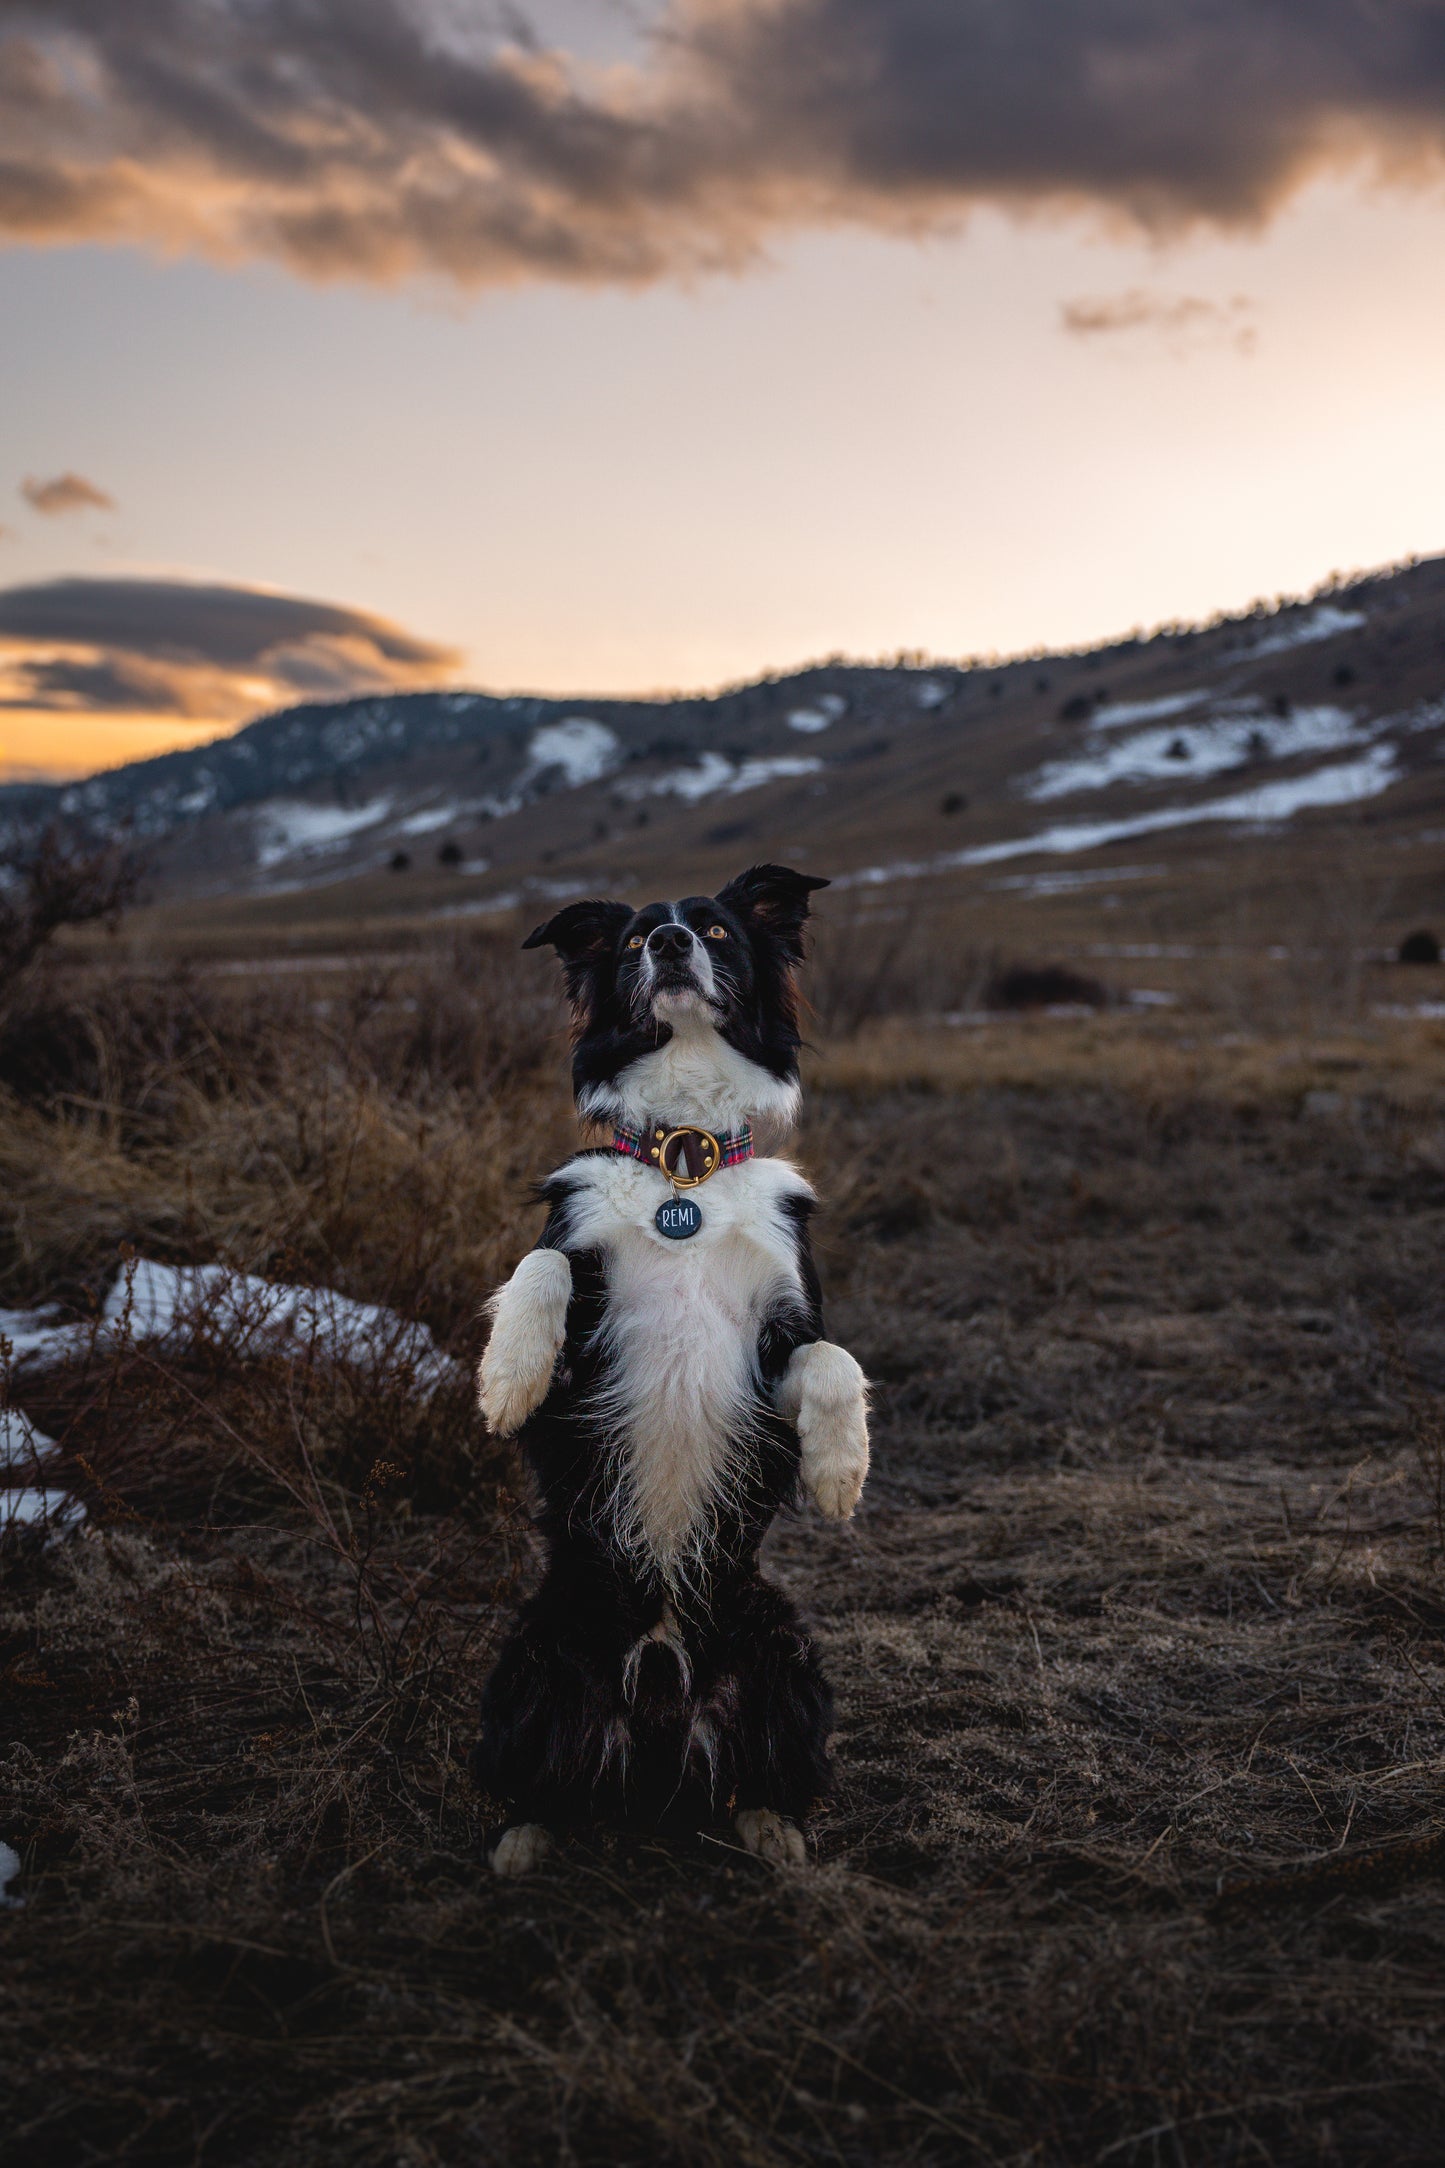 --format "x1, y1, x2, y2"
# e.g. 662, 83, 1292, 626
627, 935, 644, 949
705, 924, 728, 940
